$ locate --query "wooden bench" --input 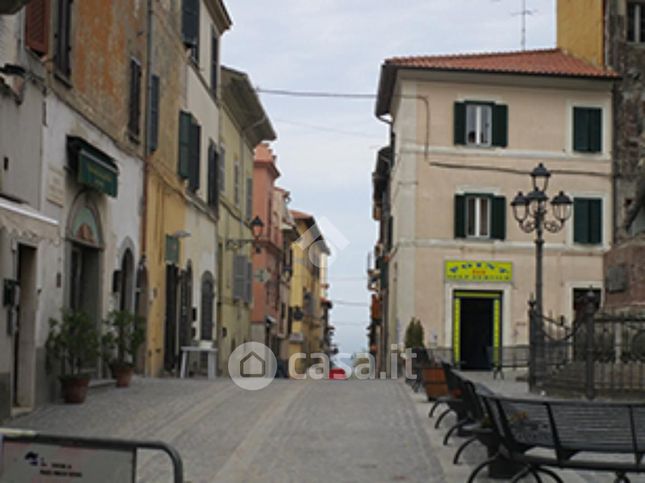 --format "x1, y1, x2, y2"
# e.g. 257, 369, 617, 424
478, 393, 645, 482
